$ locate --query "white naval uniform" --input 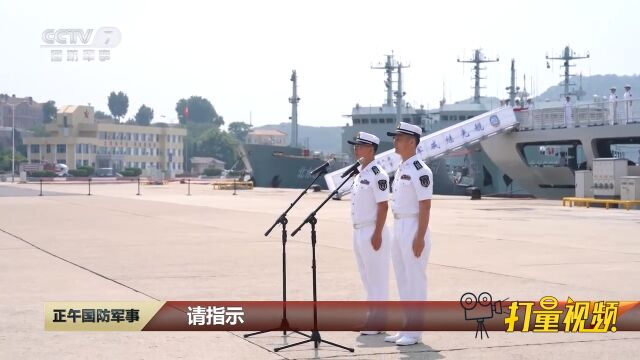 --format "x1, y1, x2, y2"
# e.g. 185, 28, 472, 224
351, 161, 390, 302
391, 154, 433, 340
624, 90, 633, 123
564, 100, 573, 128
609, 93, 618, 125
